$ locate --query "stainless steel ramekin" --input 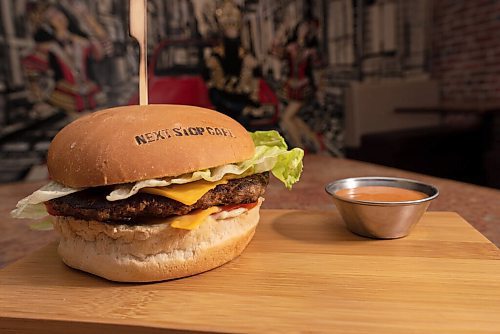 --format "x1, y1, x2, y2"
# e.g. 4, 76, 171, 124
325, 177, 439, 239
